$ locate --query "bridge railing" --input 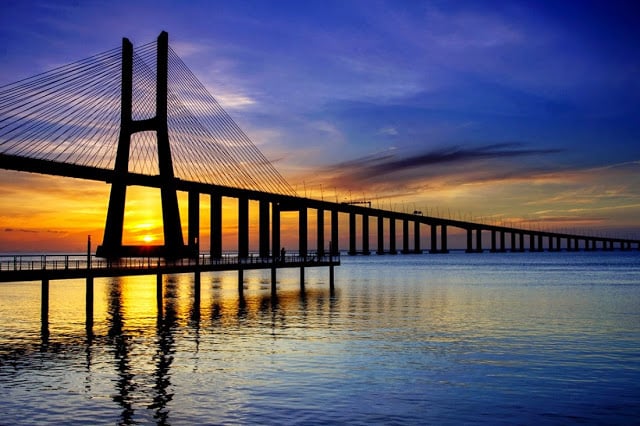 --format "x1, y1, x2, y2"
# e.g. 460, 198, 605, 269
0, 252, 340, 273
